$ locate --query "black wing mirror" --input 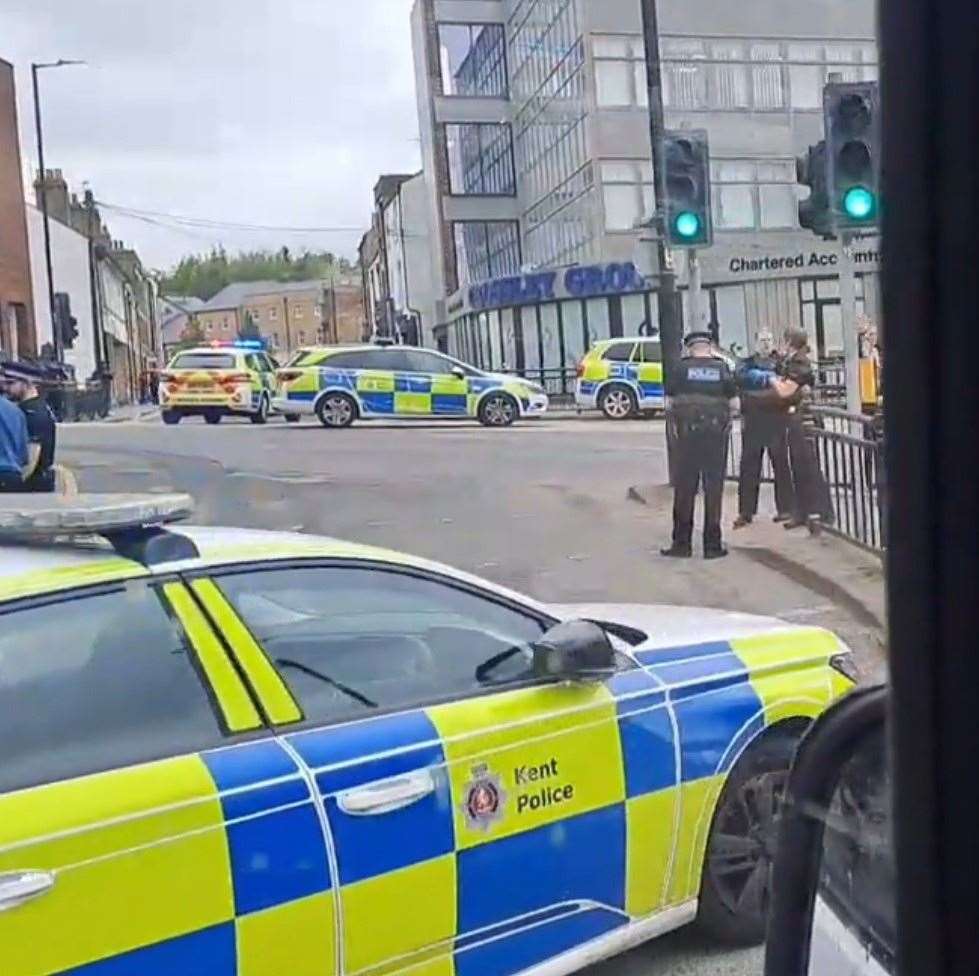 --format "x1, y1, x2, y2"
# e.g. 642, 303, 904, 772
766, 685, 894, 976
451, 366, 467, 380
532, 620, 616, 682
